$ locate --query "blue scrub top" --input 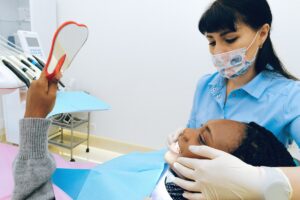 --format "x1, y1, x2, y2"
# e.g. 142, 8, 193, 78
187, 70, 300, 147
